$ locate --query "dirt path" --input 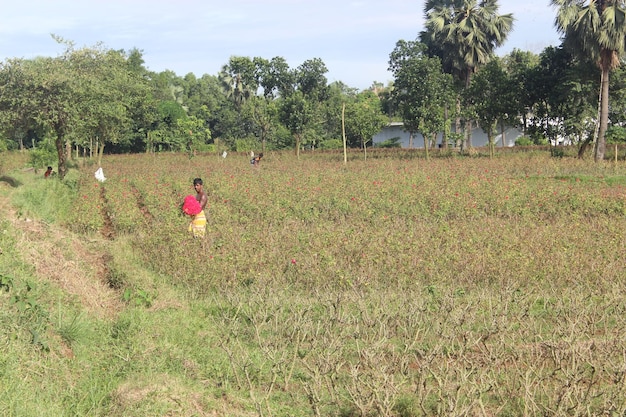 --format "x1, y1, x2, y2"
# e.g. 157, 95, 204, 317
0, 181, 122, 320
